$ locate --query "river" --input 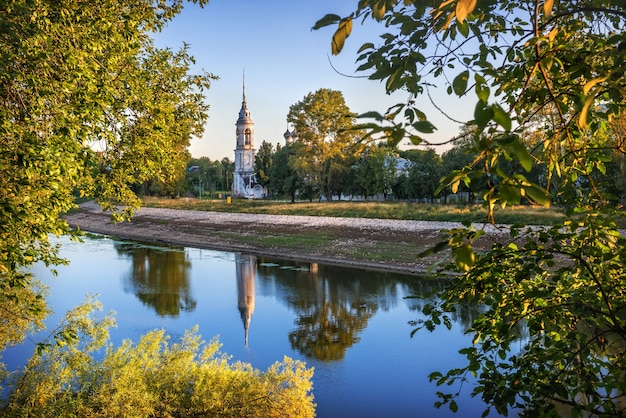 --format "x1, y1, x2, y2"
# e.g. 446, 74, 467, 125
3, 234, 494, 417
